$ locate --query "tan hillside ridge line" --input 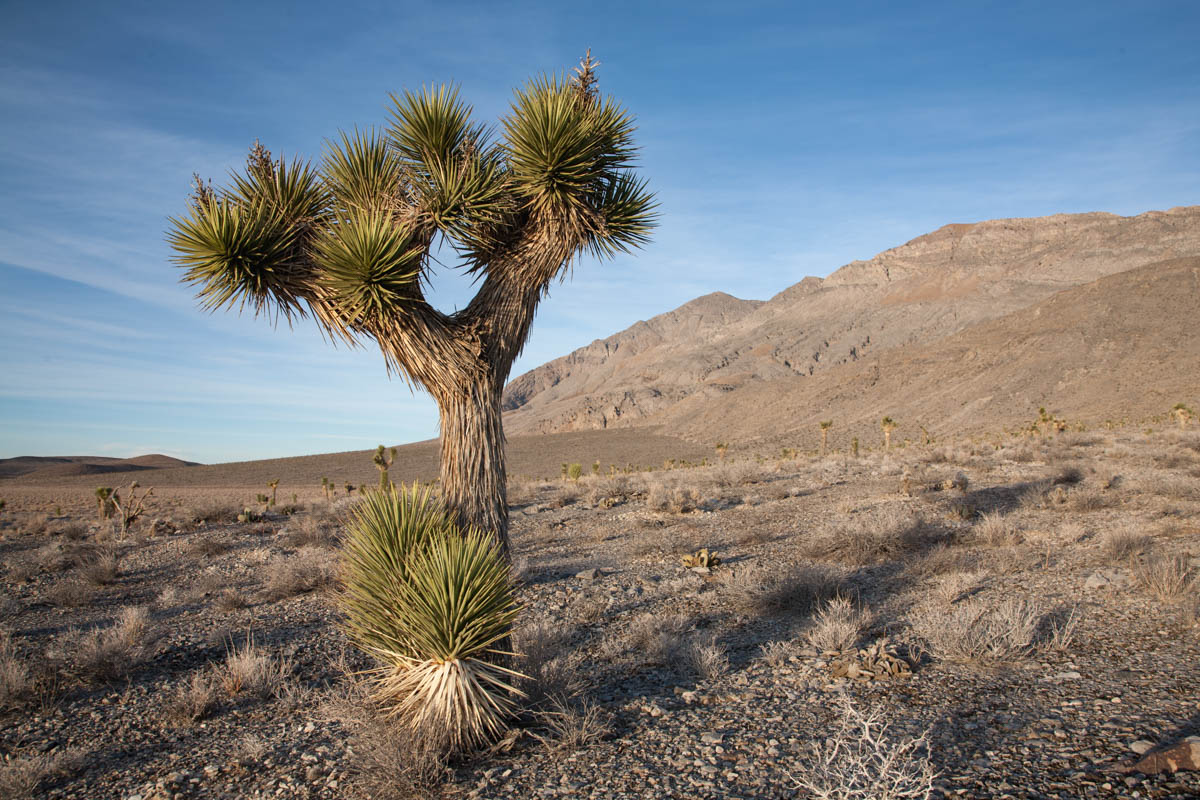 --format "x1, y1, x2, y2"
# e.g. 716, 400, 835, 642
502, 205, 1200, 438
